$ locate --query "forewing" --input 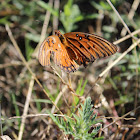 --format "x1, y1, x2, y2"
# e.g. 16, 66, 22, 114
65, 32, 117, 66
